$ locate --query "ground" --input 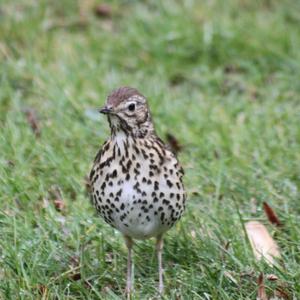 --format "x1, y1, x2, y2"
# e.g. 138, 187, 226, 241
0, 0, 300, 299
